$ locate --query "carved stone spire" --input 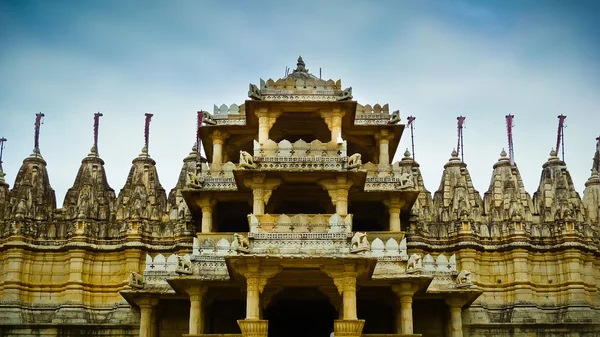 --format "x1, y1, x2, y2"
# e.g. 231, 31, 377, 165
115, 146, 167, 221
483, 149, 534, 222
432, 150, 483, 223
167, 144, 204, 220
5, 149, 56, 221
394, 149, 433, 222
533, 150, 584, 223
62, 146, 115, 220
